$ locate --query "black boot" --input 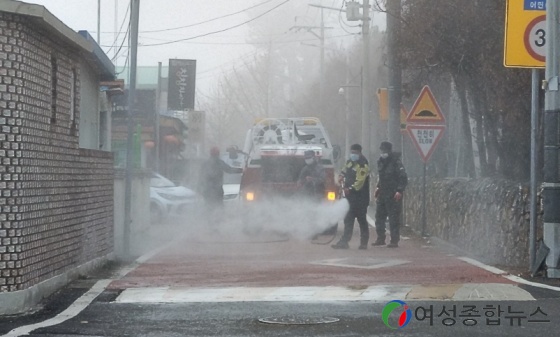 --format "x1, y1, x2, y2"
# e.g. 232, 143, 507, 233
331, 241, 349, 249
